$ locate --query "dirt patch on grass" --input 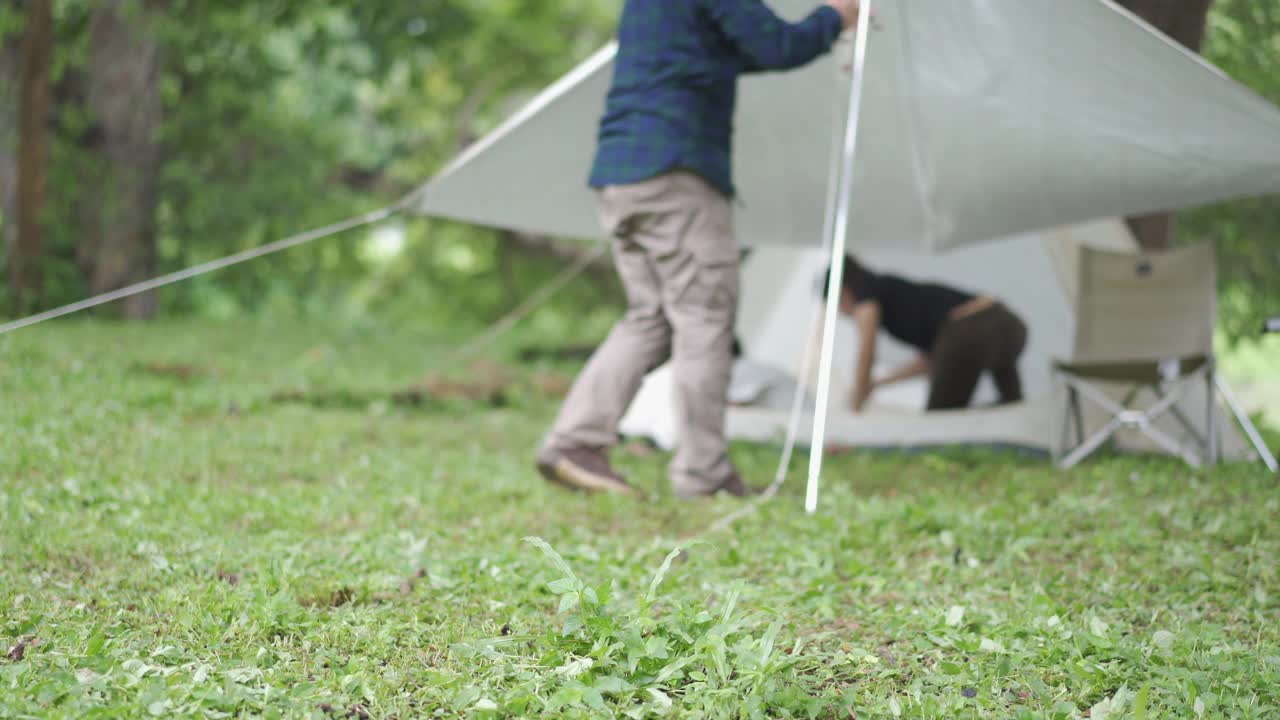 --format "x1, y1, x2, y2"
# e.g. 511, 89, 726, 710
317, 703, 371, 719
298, 586, 358, 609
271, 361, 574, 412
6, 637, 36, 662
528, 372, 572, 398
398, 567, 427, 597
270, 388, 401, 410
133, 362, 219, 382
392, 374, 511, 407
517, 344, 597, 363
